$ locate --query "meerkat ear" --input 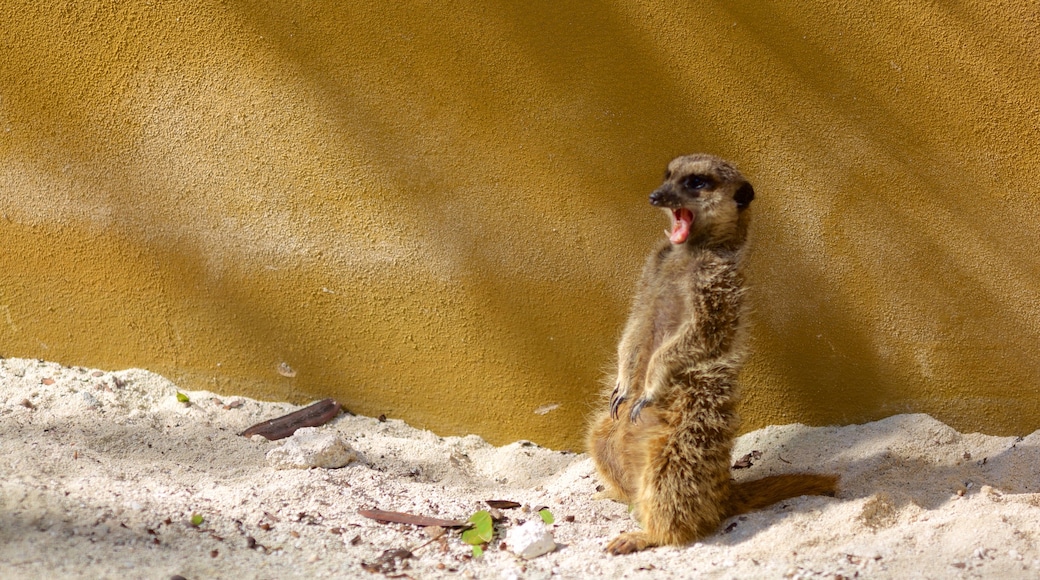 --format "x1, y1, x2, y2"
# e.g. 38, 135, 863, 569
734, 182, 755, 210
